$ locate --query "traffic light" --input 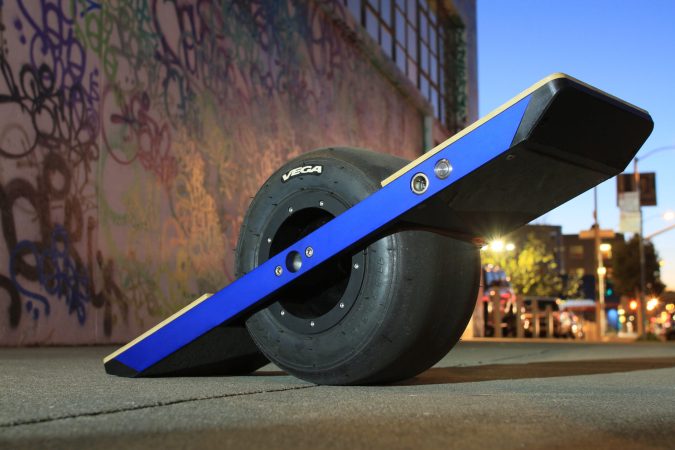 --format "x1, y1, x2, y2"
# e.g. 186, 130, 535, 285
605, 280, 615, 299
